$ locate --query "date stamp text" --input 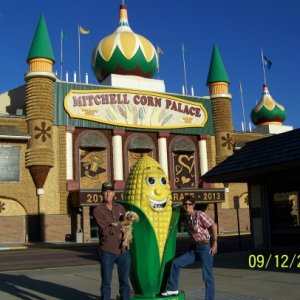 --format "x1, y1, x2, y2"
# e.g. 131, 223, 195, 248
248, 253, 300, 269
